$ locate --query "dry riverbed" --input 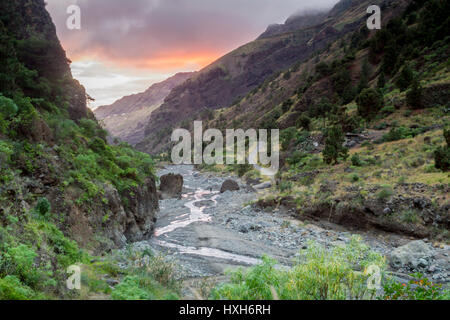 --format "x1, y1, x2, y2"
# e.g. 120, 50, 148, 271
128, 165, 449, 298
